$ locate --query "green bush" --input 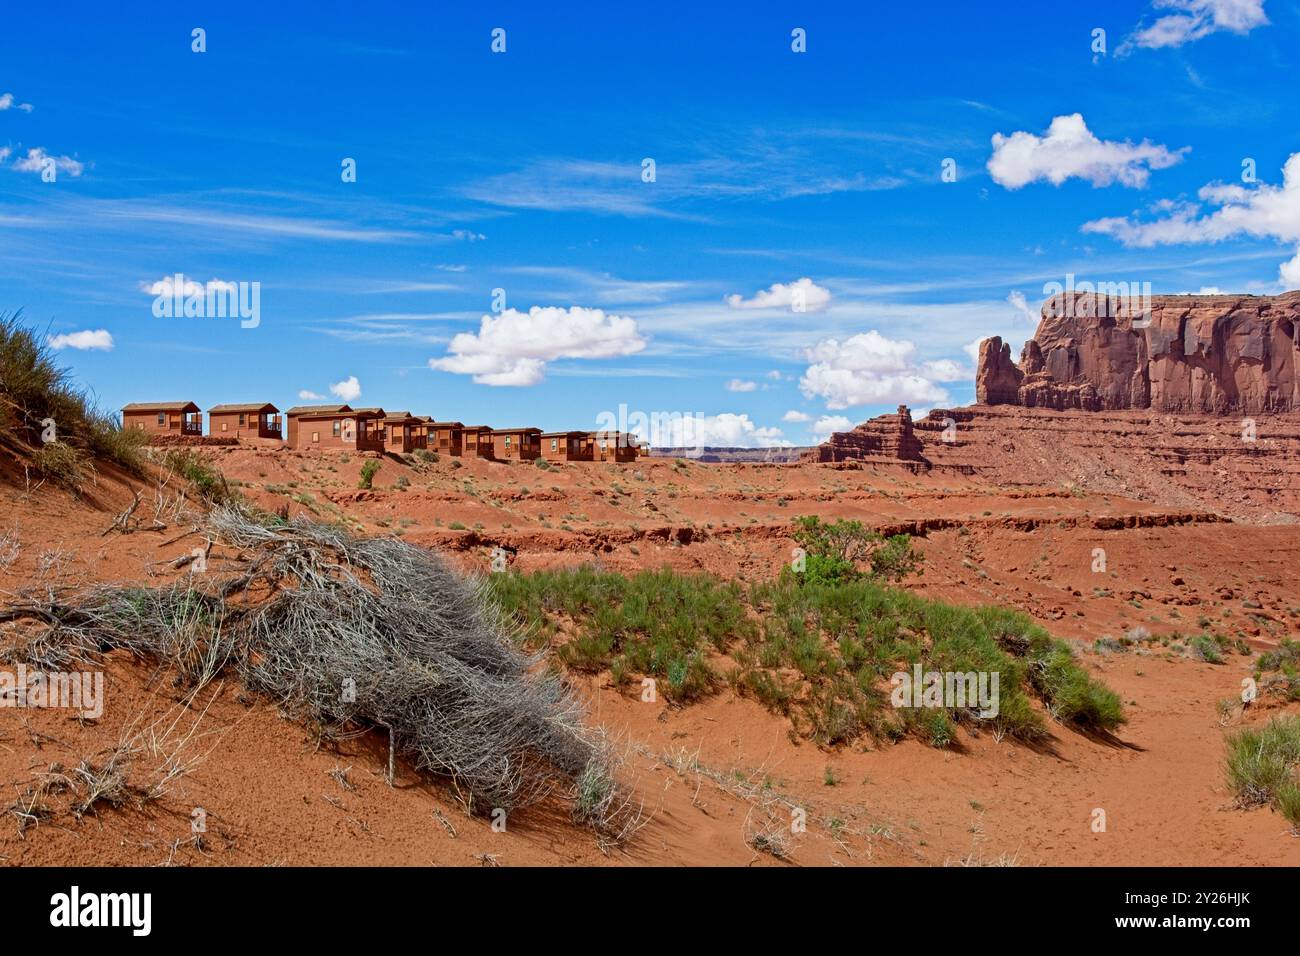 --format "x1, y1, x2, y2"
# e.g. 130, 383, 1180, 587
358, 459, 381, 490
